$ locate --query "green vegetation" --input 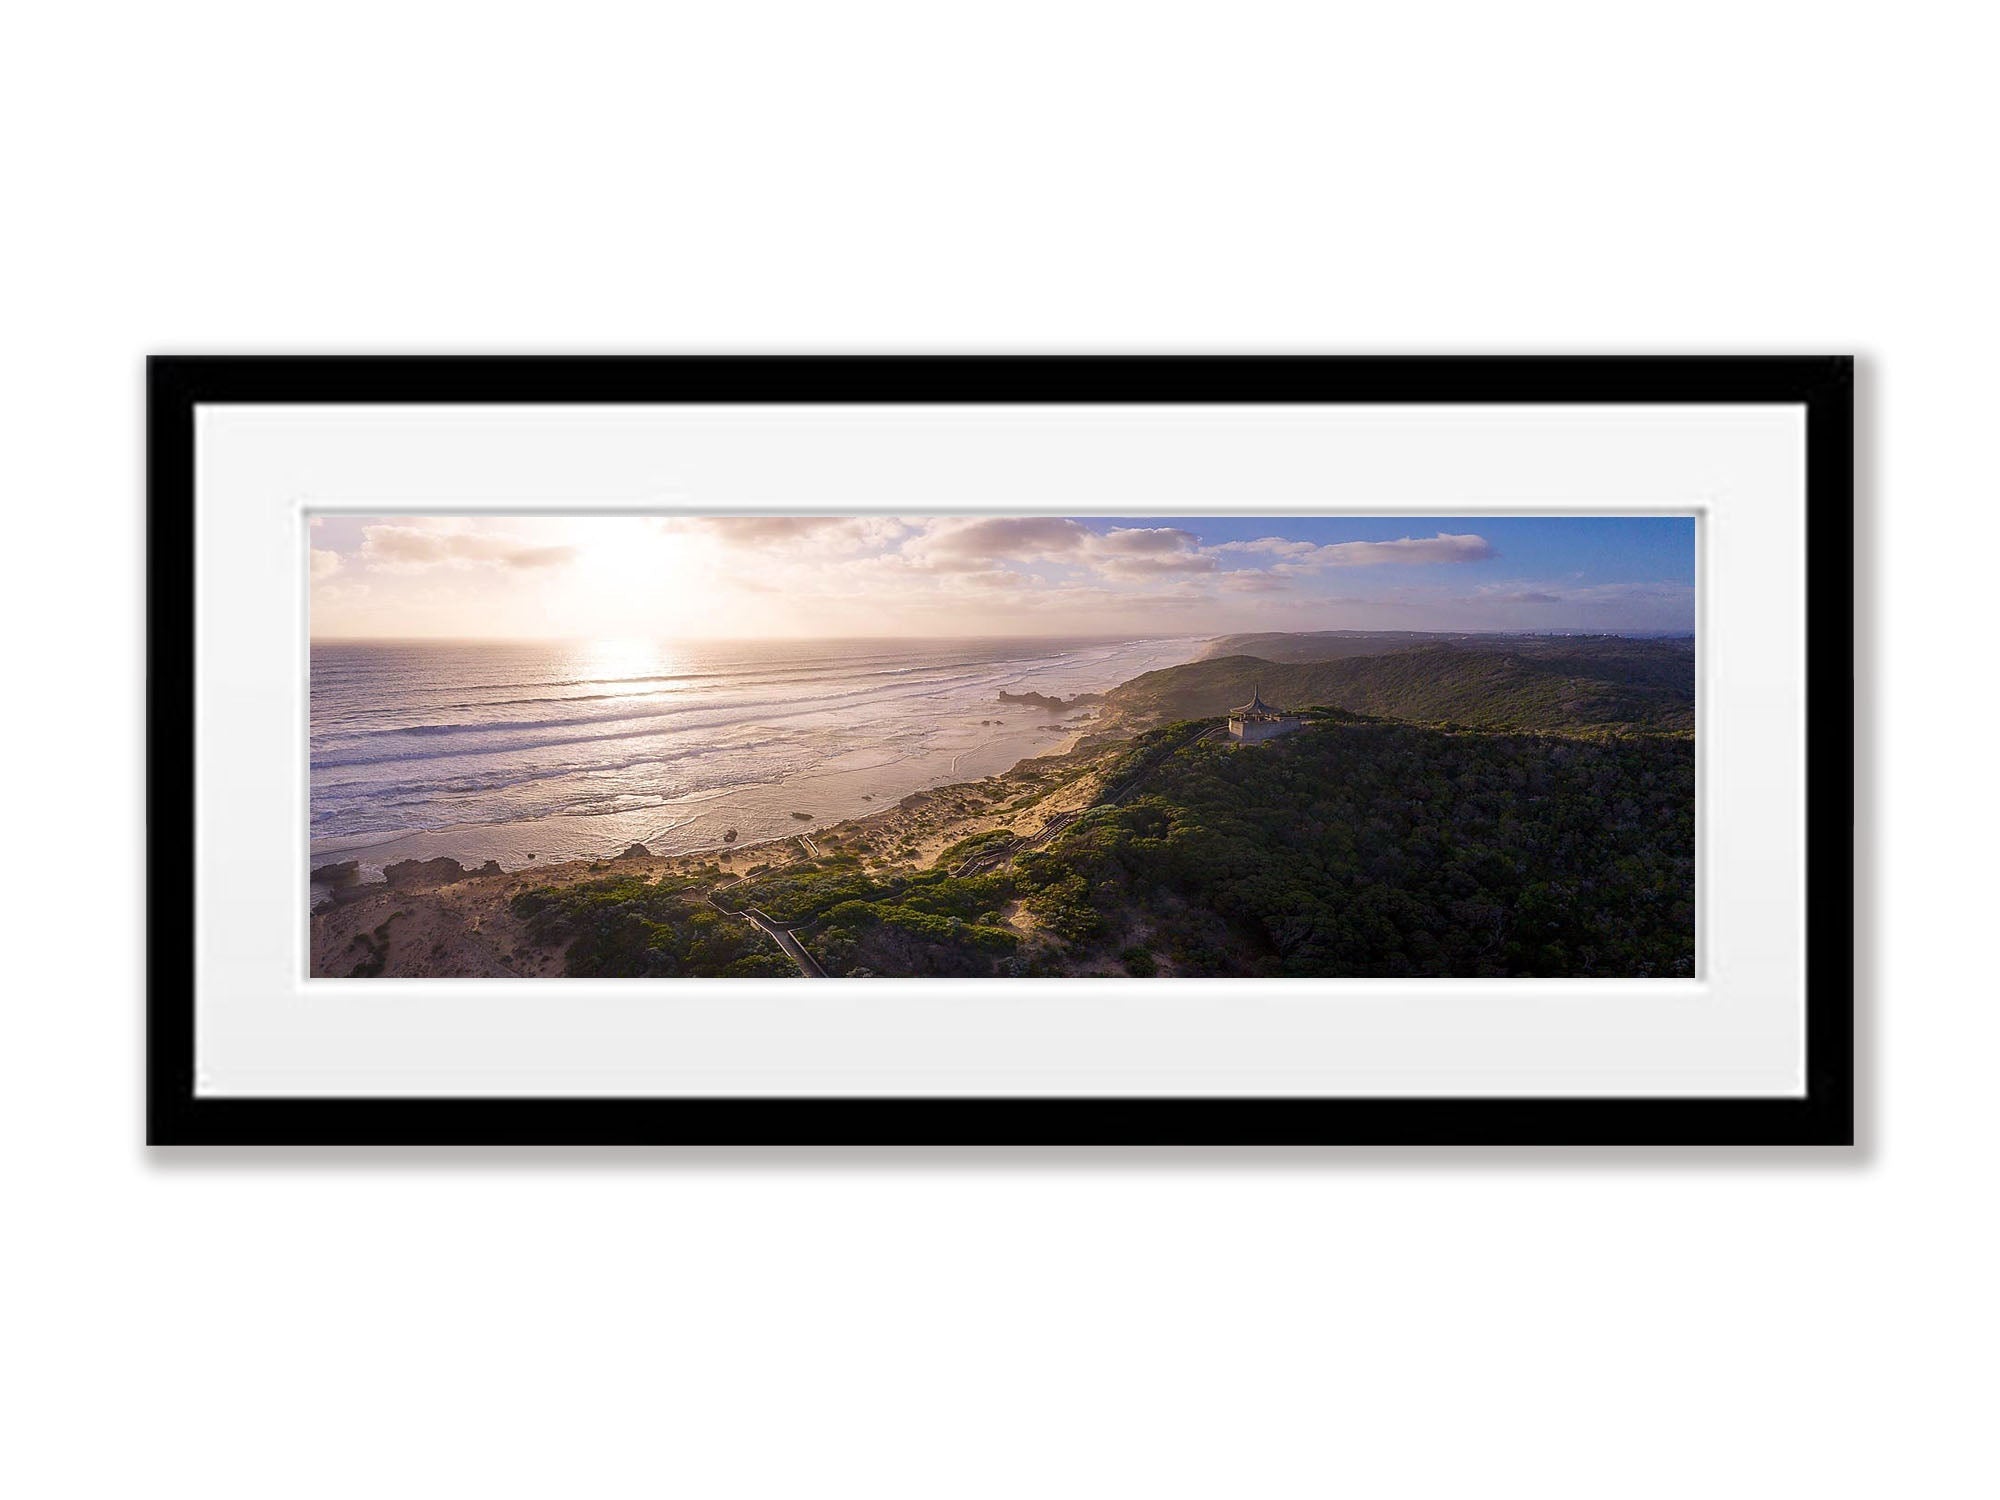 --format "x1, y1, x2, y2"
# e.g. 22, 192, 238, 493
500, 638, 1697, 980
509, 873, 796, 977
1010, 720, 1693, 977
1109, 637, 1694, 734
722, 710, 1688, 977
1199, 629, 1448, 664
344, 911, 406, 978
1120, 945, 1159, 977
719, 855, 1021, 977
937, 828, 1019, 868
